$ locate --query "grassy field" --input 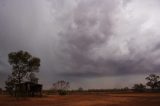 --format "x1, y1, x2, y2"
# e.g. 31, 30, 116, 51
0, 93, 160, 106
